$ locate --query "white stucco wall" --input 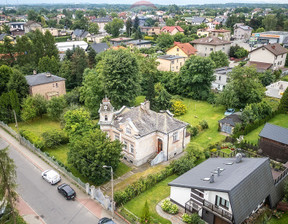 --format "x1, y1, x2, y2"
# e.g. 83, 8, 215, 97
204, 190, 232, 212
194, 43, 230, 57
170, 186, 191, 207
